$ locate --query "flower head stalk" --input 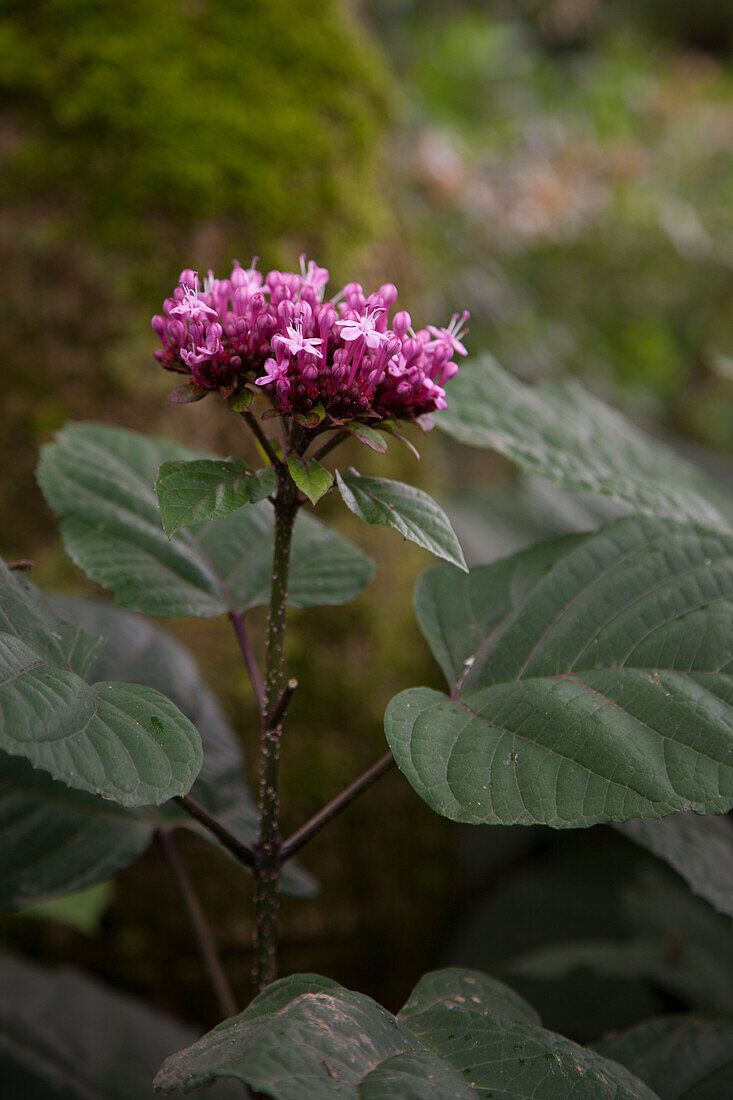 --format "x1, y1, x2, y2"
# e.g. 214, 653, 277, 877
153, 257, 468, 426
